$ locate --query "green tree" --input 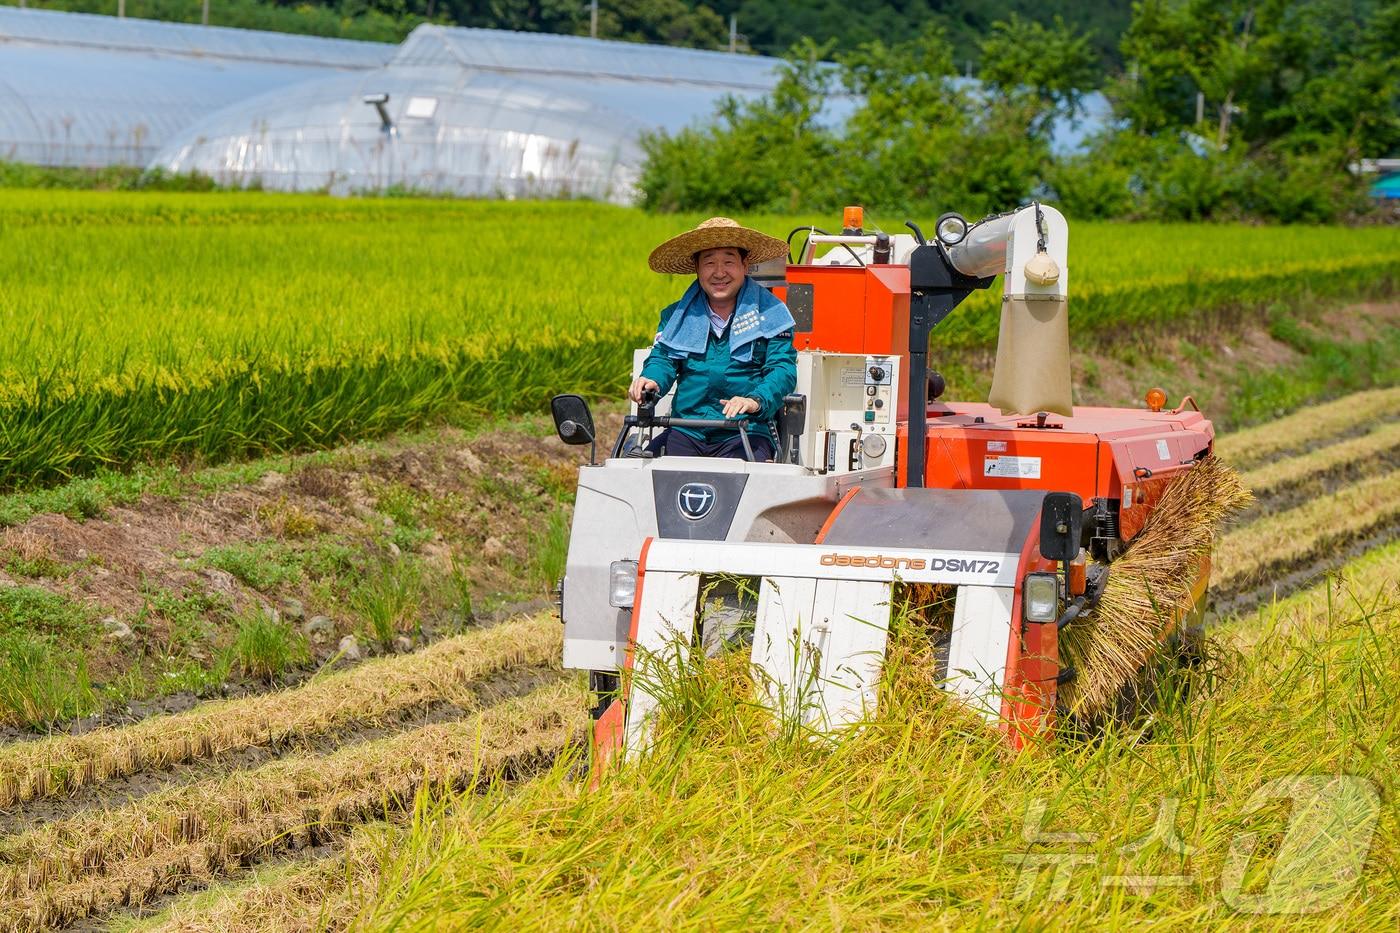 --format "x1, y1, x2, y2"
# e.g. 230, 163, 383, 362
638, 39, 838, 212
1088, 0, 1397, 221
